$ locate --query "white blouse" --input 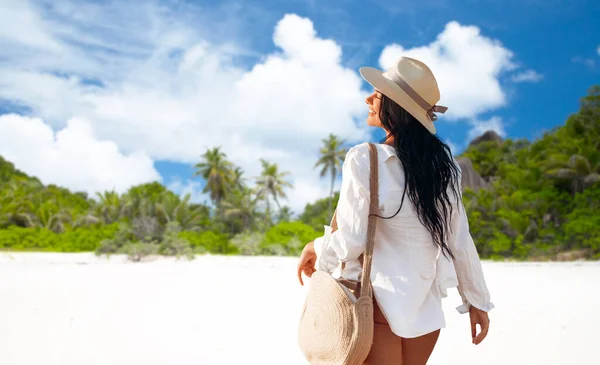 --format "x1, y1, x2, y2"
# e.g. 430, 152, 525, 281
313, 142, 494, 339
